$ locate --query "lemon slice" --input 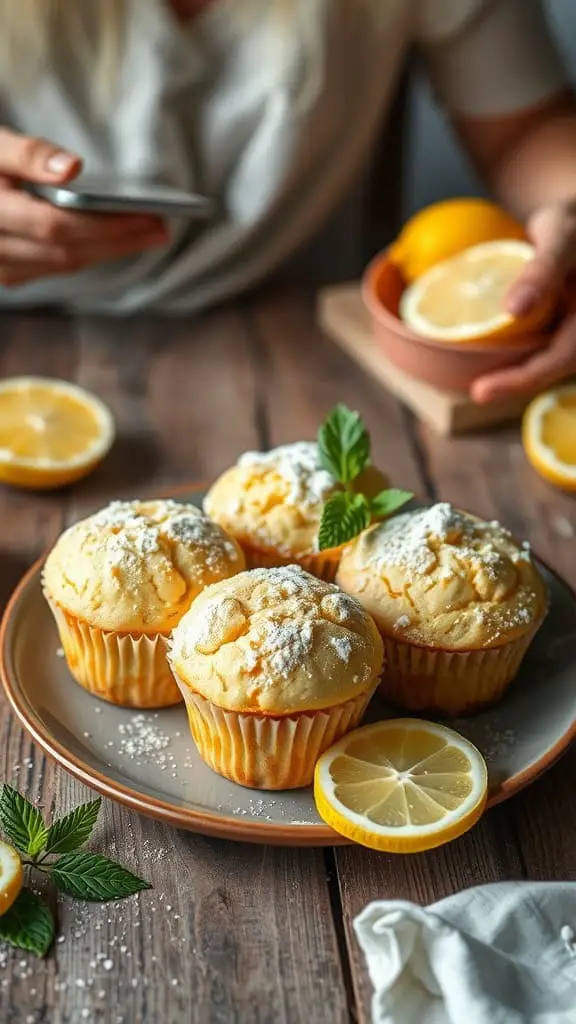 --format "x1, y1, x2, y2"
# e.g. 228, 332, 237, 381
0, 840, 24, 917
399, 240, 554, 343
0, 377, 115, 490
314, 719, 488, 853
523, 384, 576, 490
